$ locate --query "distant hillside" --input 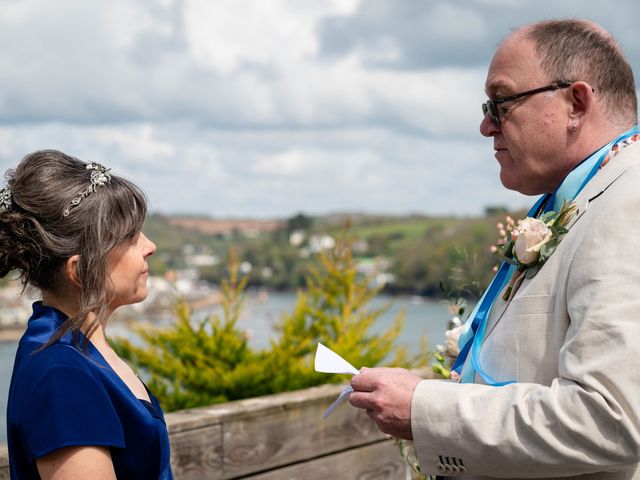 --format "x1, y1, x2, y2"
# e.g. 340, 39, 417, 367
143, 209, 527, 297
